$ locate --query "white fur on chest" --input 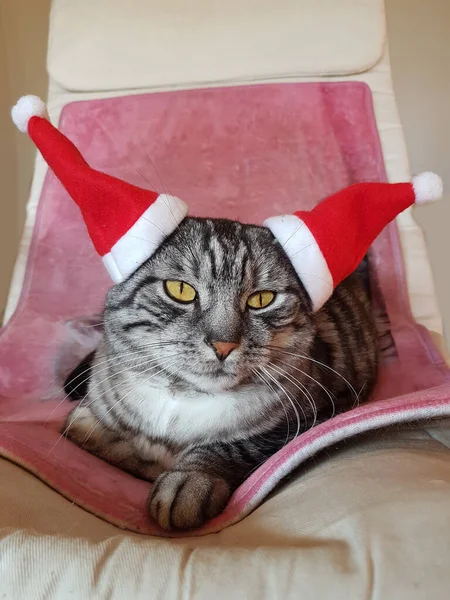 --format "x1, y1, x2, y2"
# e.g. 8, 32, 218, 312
119, 372, 274, 446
